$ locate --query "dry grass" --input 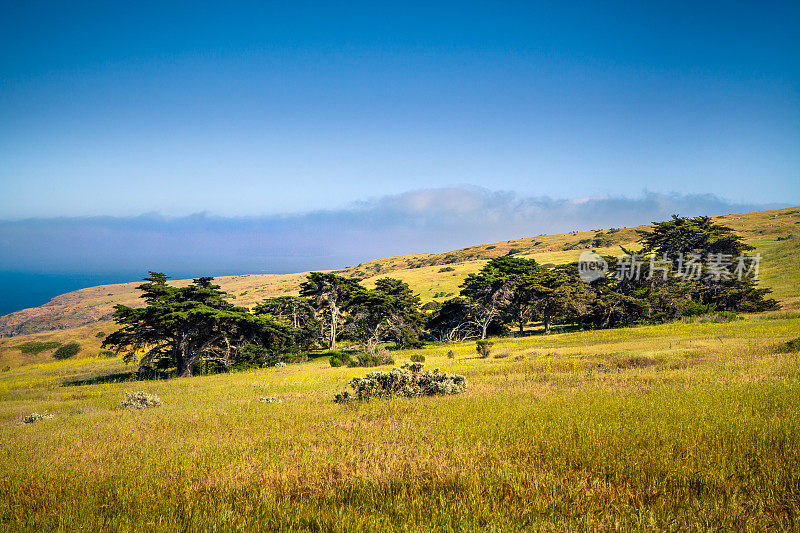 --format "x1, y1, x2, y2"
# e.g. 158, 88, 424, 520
0, 314, 798, 531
